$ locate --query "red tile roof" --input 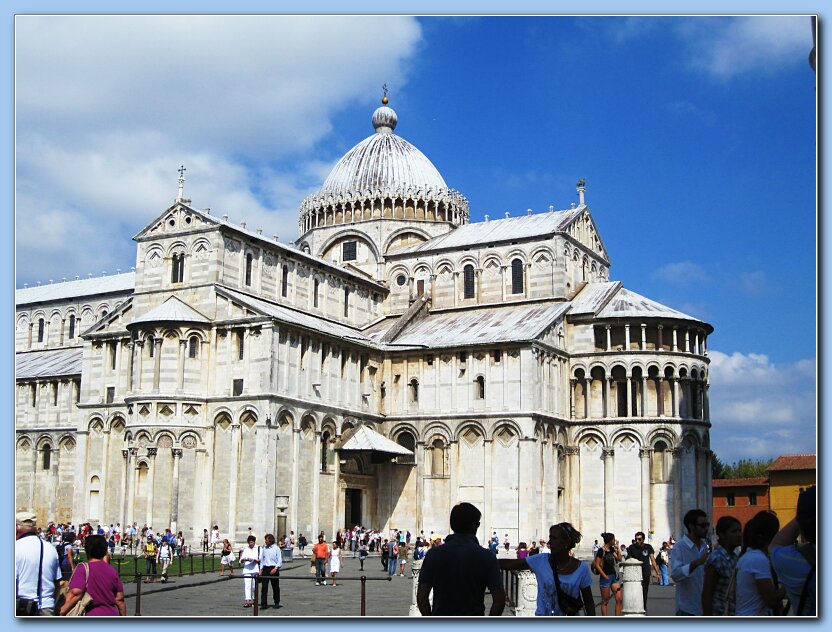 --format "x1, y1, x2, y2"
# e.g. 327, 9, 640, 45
712, 477, 768, 488
767, 454, 816, 471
